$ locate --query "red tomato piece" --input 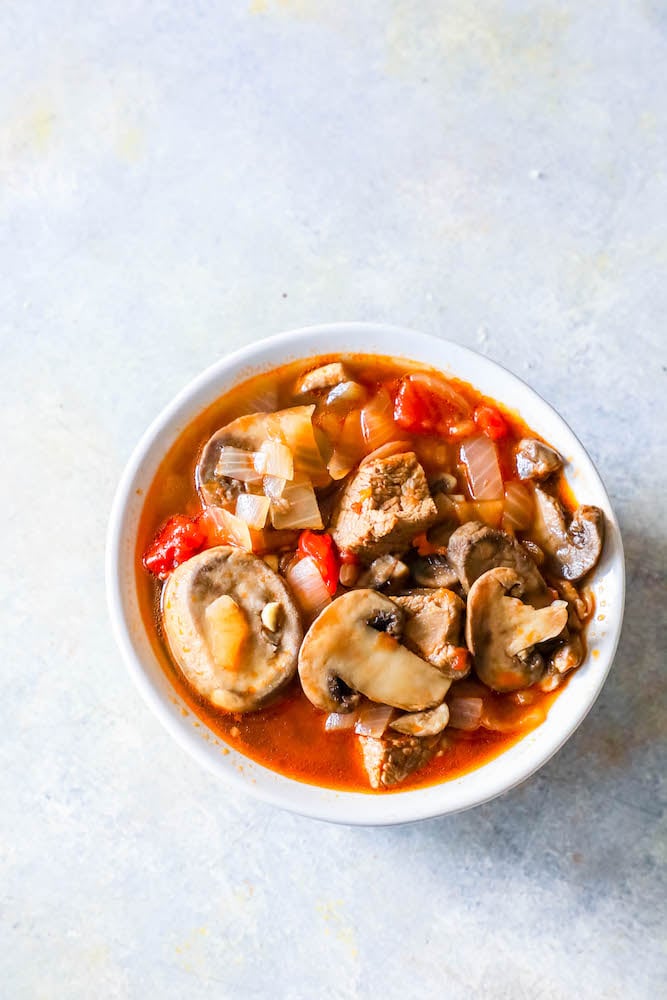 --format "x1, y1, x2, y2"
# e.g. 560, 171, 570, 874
143, 513, 207, 579
297, 530, 341, 595
474, 404, 509, 440
394, 377, 466, 436
449, 647, 470, 676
